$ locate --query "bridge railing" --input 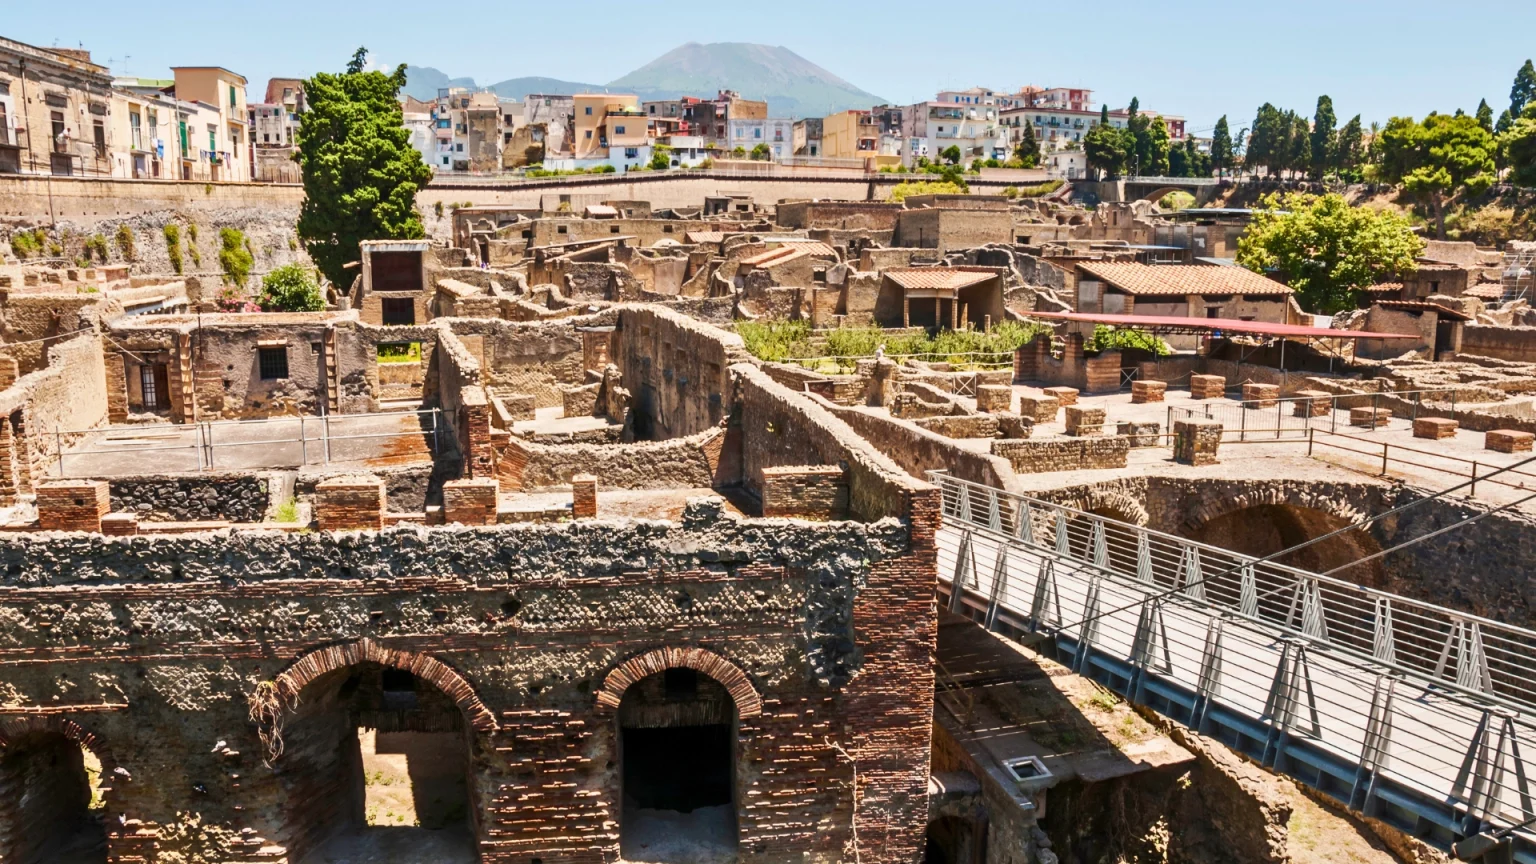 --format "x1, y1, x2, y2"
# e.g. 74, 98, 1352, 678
929, 470, 1536, 852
